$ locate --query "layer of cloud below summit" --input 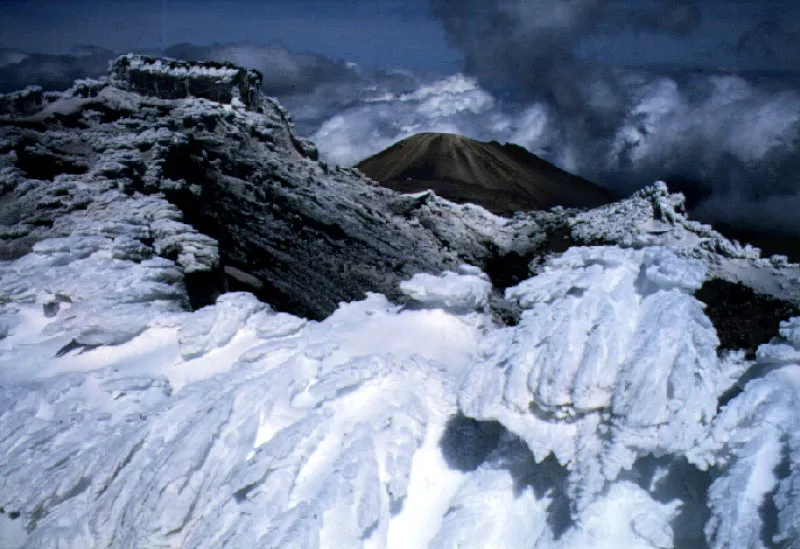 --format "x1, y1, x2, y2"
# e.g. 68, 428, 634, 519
311, 70, 800, 231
